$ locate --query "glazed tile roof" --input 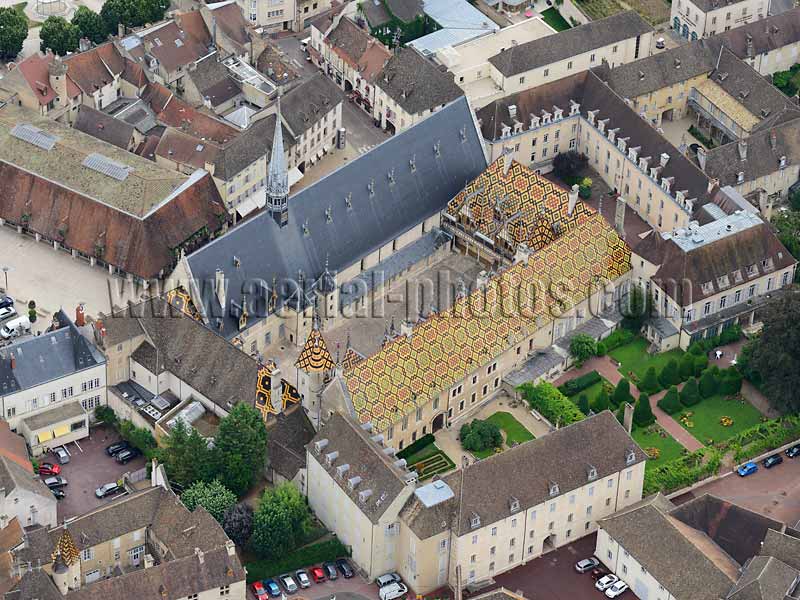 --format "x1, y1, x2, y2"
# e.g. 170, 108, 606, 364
447, 156, 594, 251
344, 213, 630, 431
295, 328, 335, 373
50, 530, 79, 567
255, 360, 302, 419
